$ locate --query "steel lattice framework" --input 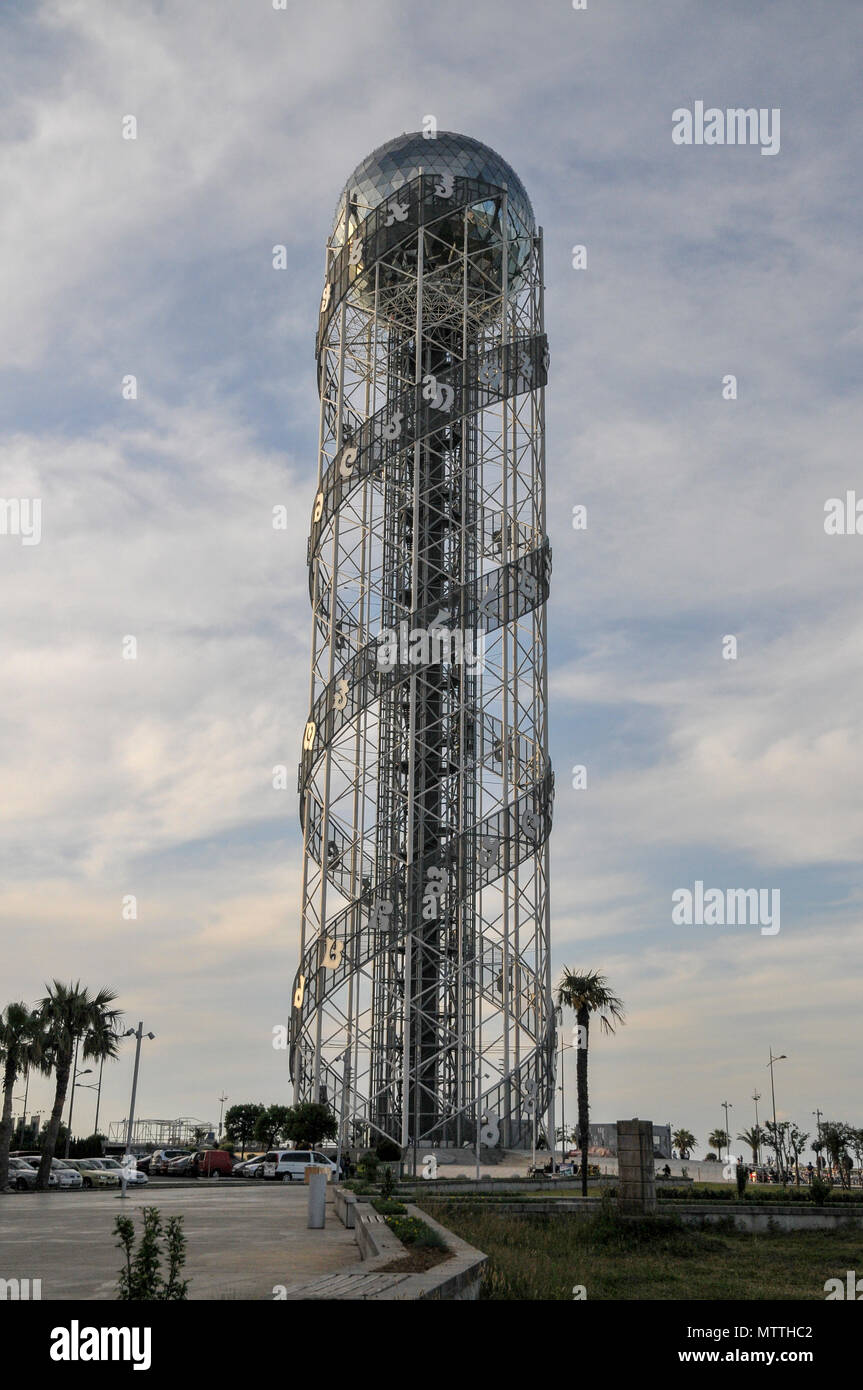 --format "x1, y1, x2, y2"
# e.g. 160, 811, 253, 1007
291, 133, 555, 1155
